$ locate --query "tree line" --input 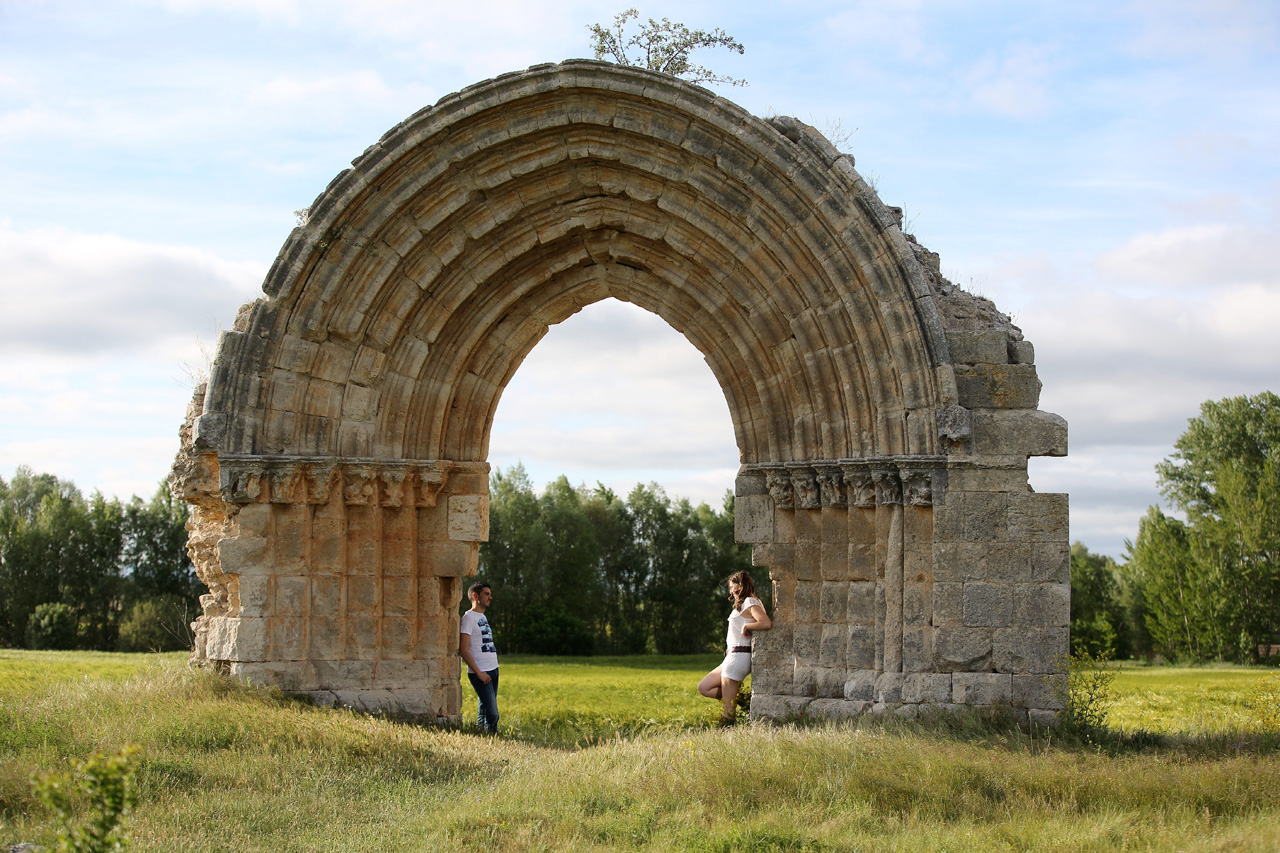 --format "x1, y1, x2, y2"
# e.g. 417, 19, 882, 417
0, 466, 202, 652
478, 464, 756, 656
1072, 392, 1280, 664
